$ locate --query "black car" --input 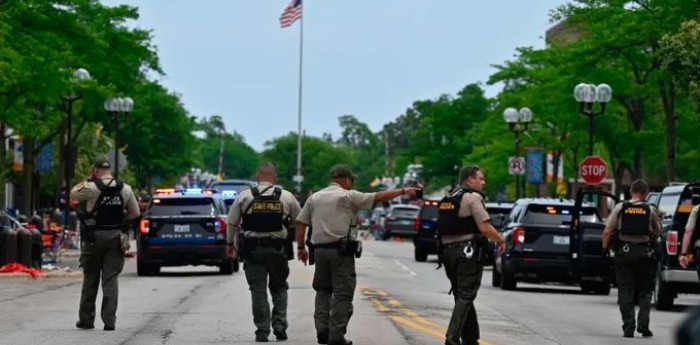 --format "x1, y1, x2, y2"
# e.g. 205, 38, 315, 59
383, 204, 421, 239
137, 188, 239, 276
492, 197, 611, 294
653, 183, 700, 310
413, 199, 440, 262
